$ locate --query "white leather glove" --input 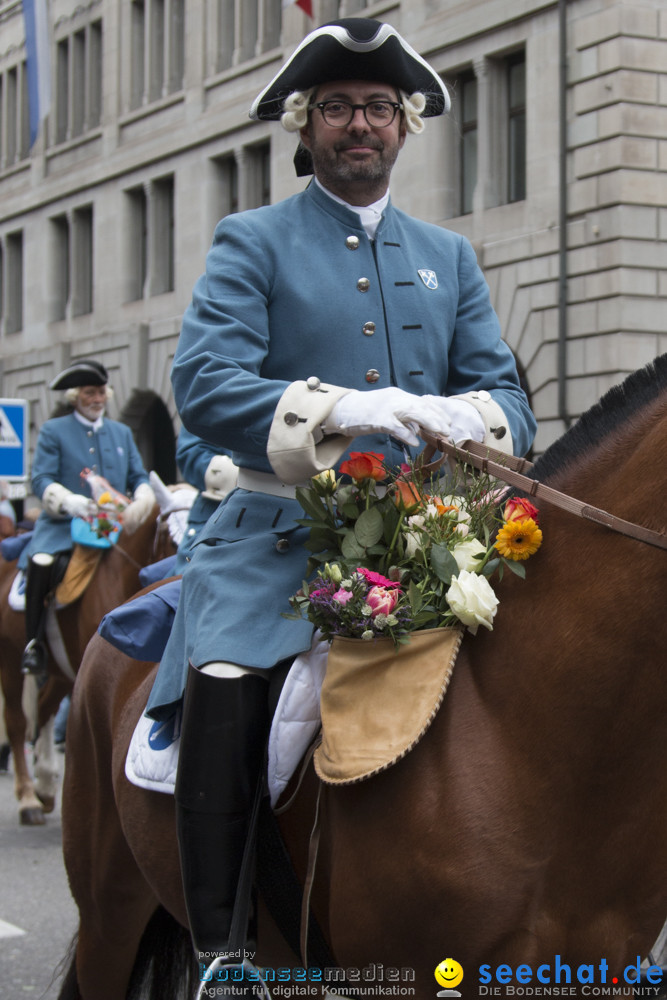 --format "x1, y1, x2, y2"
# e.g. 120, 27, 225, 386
322, 387, 456, 448
202, 455, 238, 500
60, 492, 97, 519
418, 397, 485, 445
121, 482, 156, 535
